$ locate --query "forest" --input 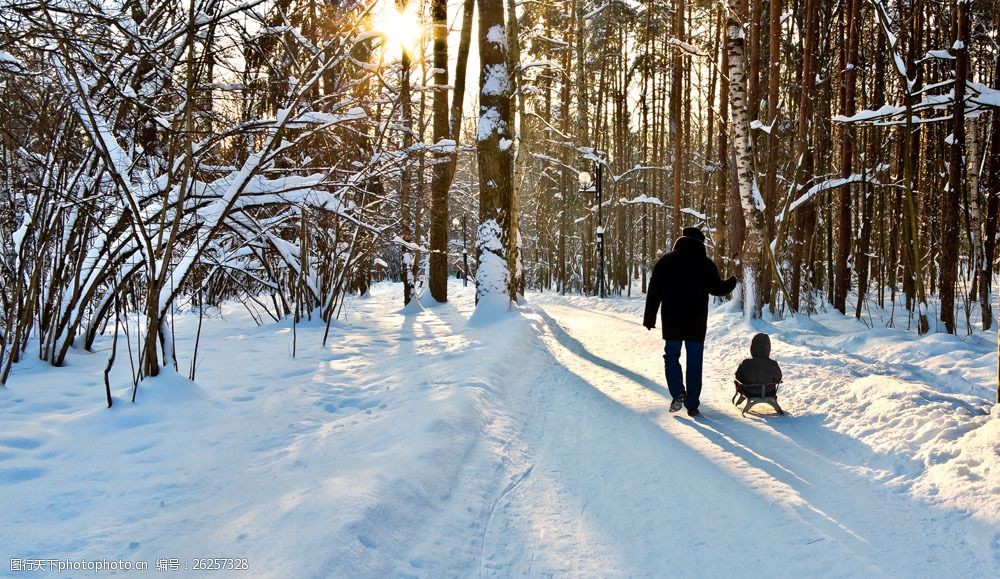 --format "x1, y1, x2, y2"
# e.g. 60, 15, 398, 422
0, 0, 997, 388
3, 2, 1000, 575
